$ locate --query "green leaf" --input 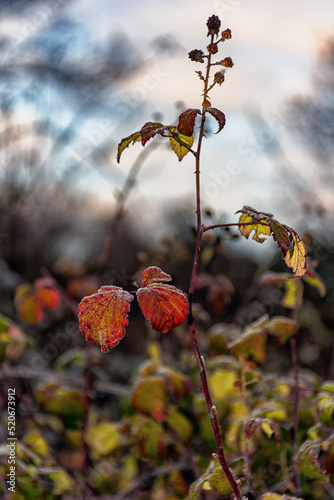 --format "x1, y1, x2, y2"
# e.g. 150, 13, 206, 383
159, 366, 192, 399
207, 466, 233, 497
166, 406, 192, 443
189, 477, 207, 500
266, 316, 298, 345
206, 107, 226, 133
189, 461, 233, 500
169, 127, 194, 161
228, 316, 268, 365
298, 440, 329, 481
49, 470, 75, 495
117, 131, 142, 163
132, 415, 164, 459
131, 376, 167, 422
177, 108, 201, 136
34, 382, 85, 429
317, 394, 334, 423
